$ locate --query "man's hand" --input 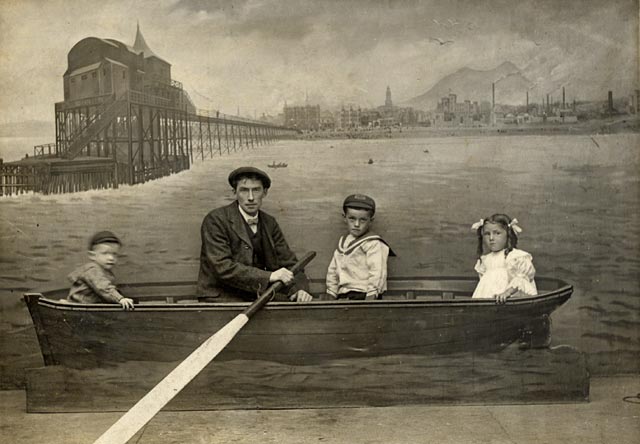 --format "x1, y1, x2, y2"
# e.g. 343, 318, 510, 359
119, 297, 135, 310
289, 290, 313, 302
269, 268, 294, 285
